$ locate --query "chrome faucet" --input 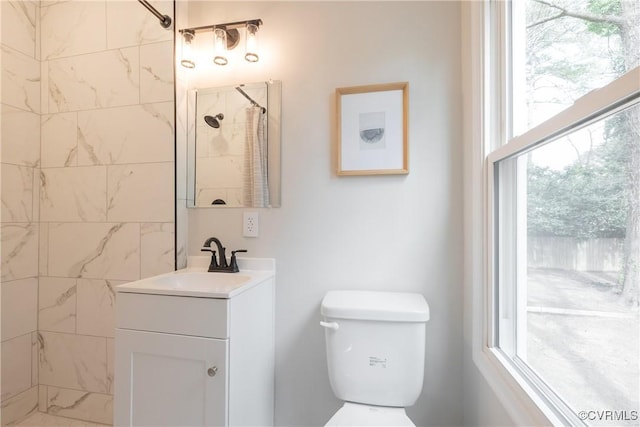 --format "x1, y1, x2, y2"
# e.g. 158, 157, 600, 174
201, 237, 247, 273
